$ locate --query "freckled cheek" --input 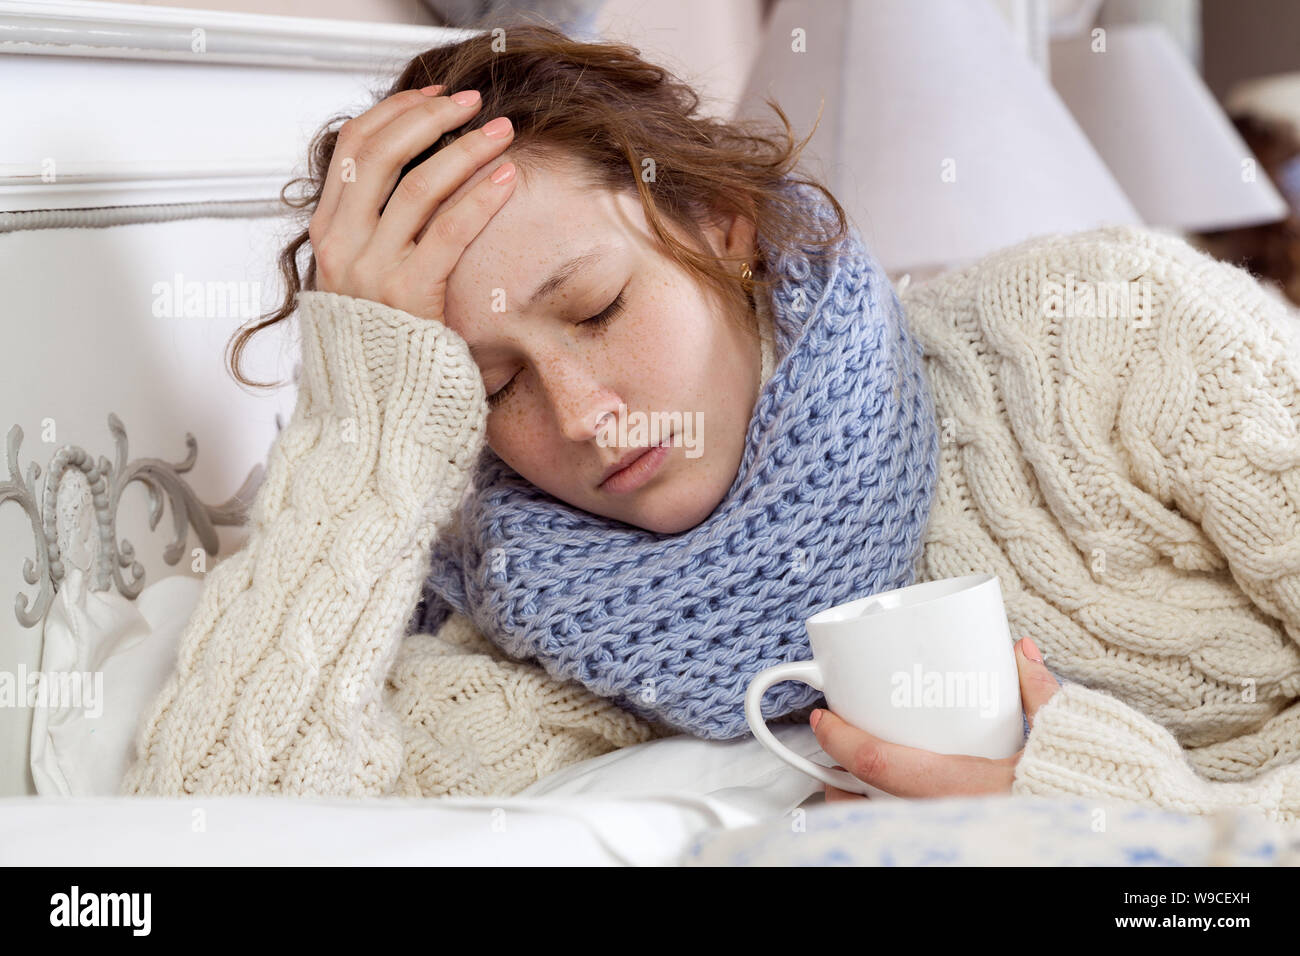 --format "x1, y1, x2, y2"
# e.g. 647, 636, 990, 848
484, 407, 528, 461
655, 332, 712, 409
485, 396, 568, 471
